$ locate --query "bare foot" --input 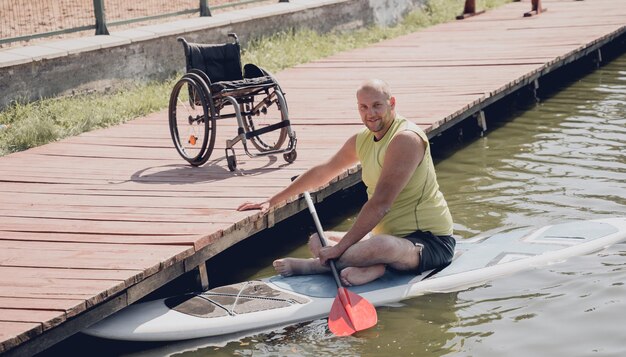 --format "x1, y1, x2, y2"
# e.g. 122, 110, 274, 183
273, 258, 329, 277
340, 265, 386, 286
